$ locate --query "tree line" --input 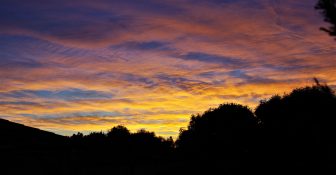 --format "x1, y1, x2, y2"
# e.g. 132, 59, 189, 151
1, 82, 335, 175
